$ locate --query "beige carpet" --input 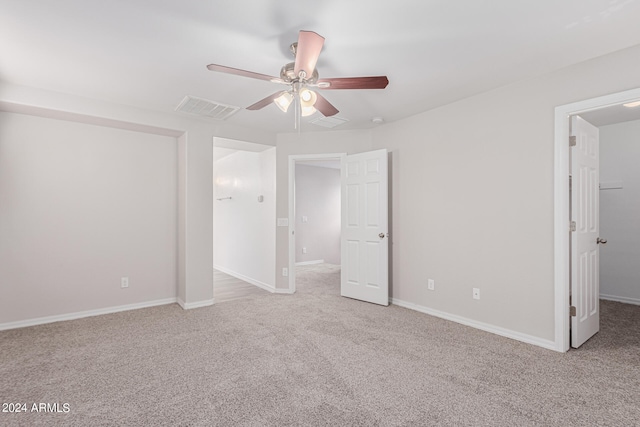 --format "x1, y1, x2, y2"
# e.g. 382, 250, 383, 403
1, 263, 639, 426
